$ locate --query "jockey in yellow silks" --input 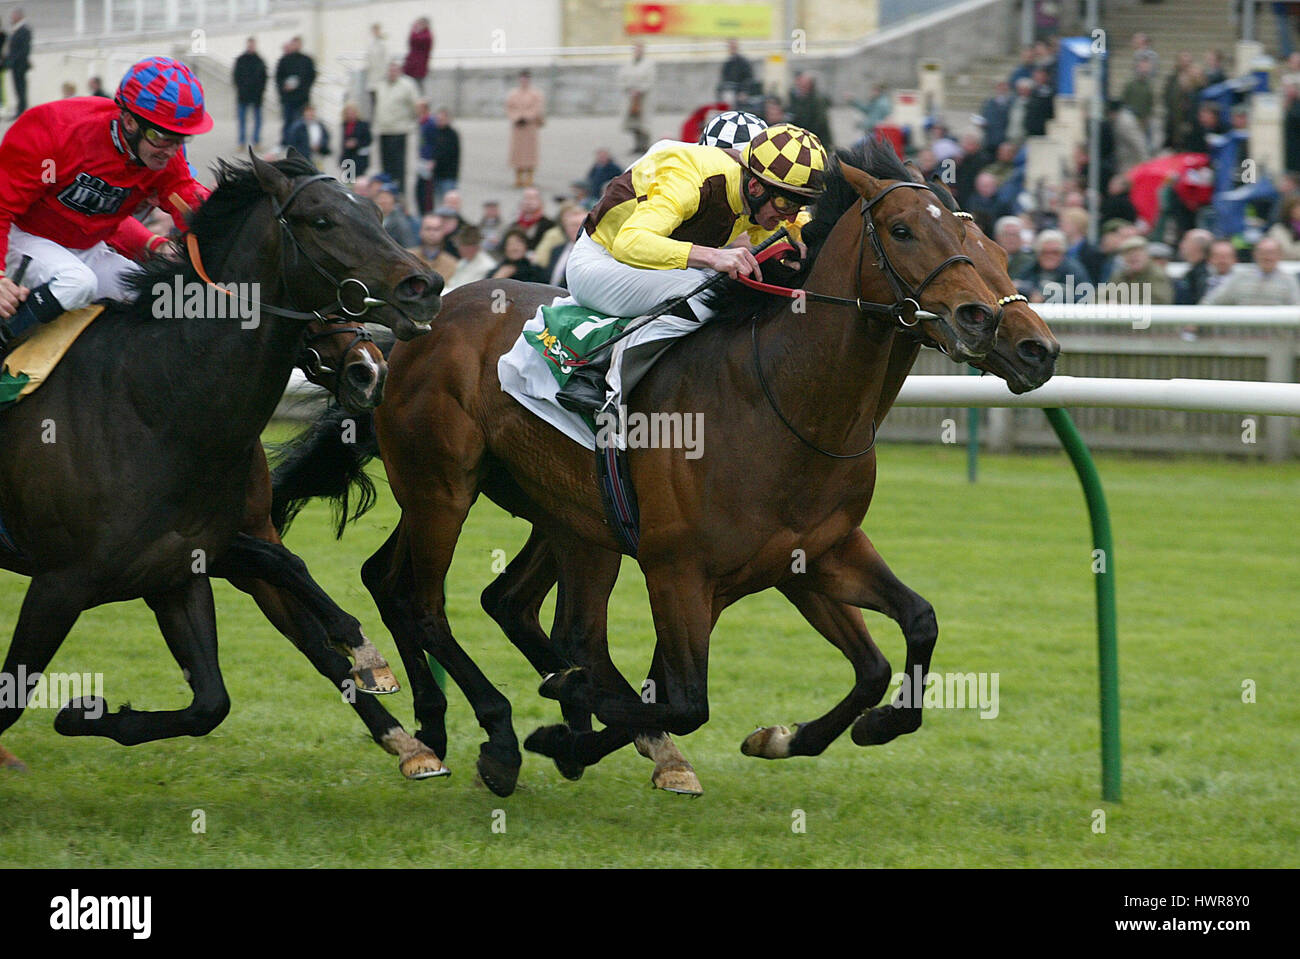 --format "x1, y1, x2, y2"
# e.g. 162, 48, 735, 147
556, 123, 827, 413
